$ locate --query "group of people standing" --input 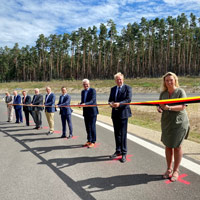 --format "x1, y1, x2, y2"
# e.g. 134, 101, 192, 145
5, 87, 69, 136
4, 72, 190, 182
